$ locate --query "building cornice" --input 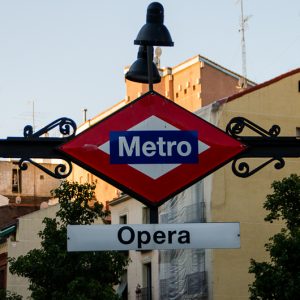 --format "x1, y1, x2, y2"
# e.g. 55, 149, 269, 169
224, 68, 300, 103
109, 194, 131, 206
